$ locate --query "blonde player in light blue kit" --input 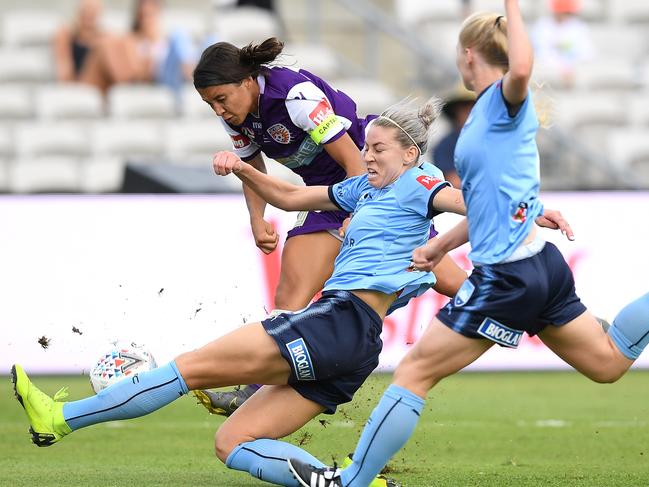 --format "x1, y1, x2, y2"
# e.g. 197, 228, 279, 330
289, 1, 649, 486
